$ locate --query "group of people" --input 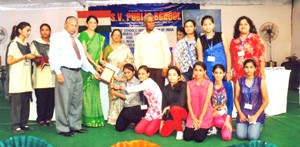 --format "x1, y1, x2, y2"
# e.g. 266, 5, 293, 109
6, 12, 269, 143
7, 22, 54, 134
